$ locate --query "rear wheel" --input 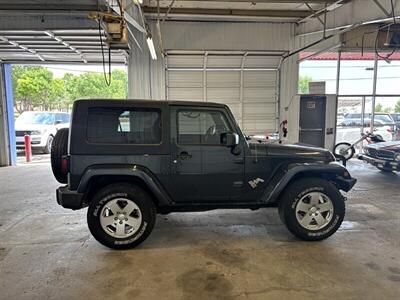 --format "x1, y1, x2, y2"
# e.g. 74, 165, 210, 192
334, 142, 355, 161
278, 178, 345, 241
87, 183, 156, 249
